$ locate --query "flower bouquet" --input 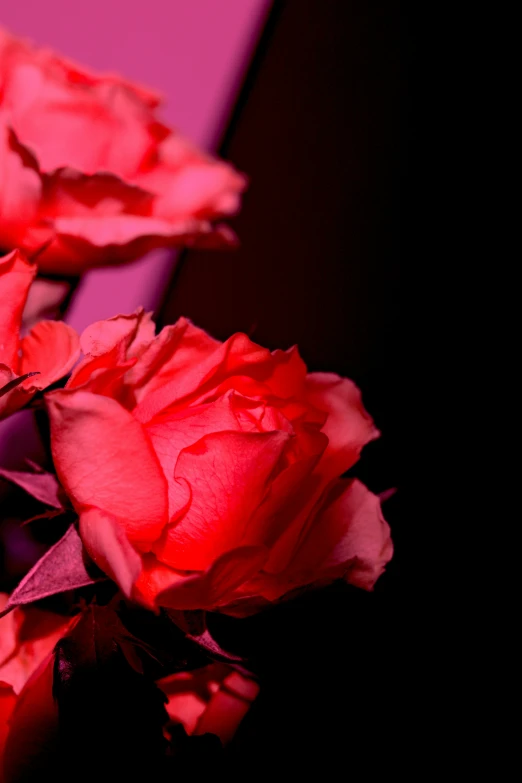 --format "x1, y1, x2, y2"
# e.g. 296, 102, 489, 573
1, 24, 395, 781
